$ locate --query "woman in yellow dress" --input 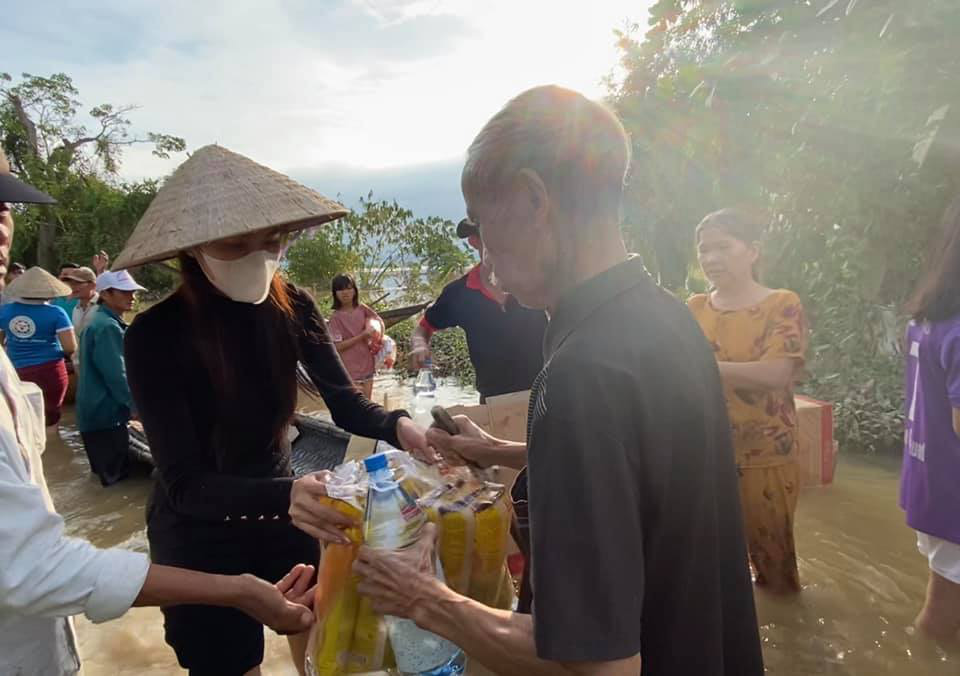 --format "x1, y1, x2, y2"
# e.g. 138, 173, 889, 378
688, 208, 808, 593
